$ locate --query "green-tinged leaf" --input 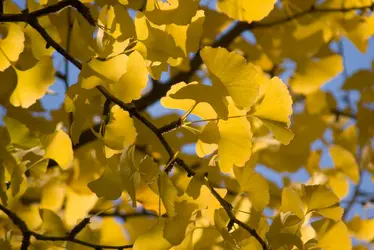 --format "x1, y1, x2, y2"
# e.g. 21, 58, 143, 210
157, 172, 178, 217
3, 116, 40, 149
